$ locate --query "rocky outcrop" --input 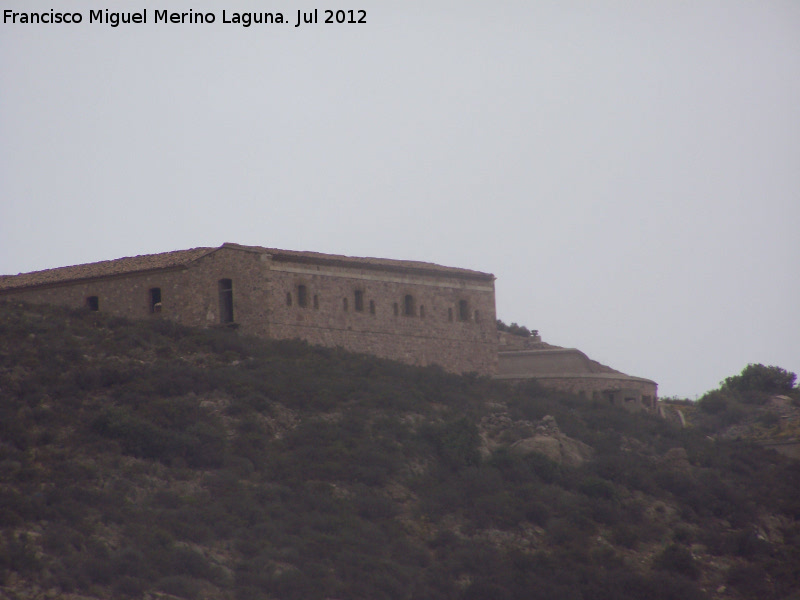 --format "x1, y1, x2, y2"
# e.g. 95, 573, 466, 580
479, 413, 594, 467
